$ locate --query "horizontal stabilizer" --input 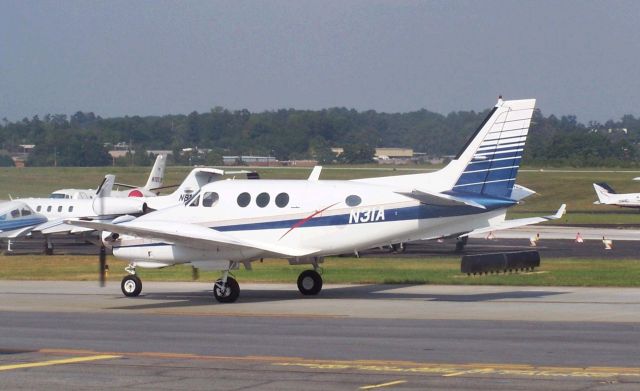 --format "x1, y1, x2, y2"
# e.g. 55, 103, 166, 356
511, 184, 536, 201
65, 219, 318, 258
397, 190, 487, 209
459, 204, 566, 237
